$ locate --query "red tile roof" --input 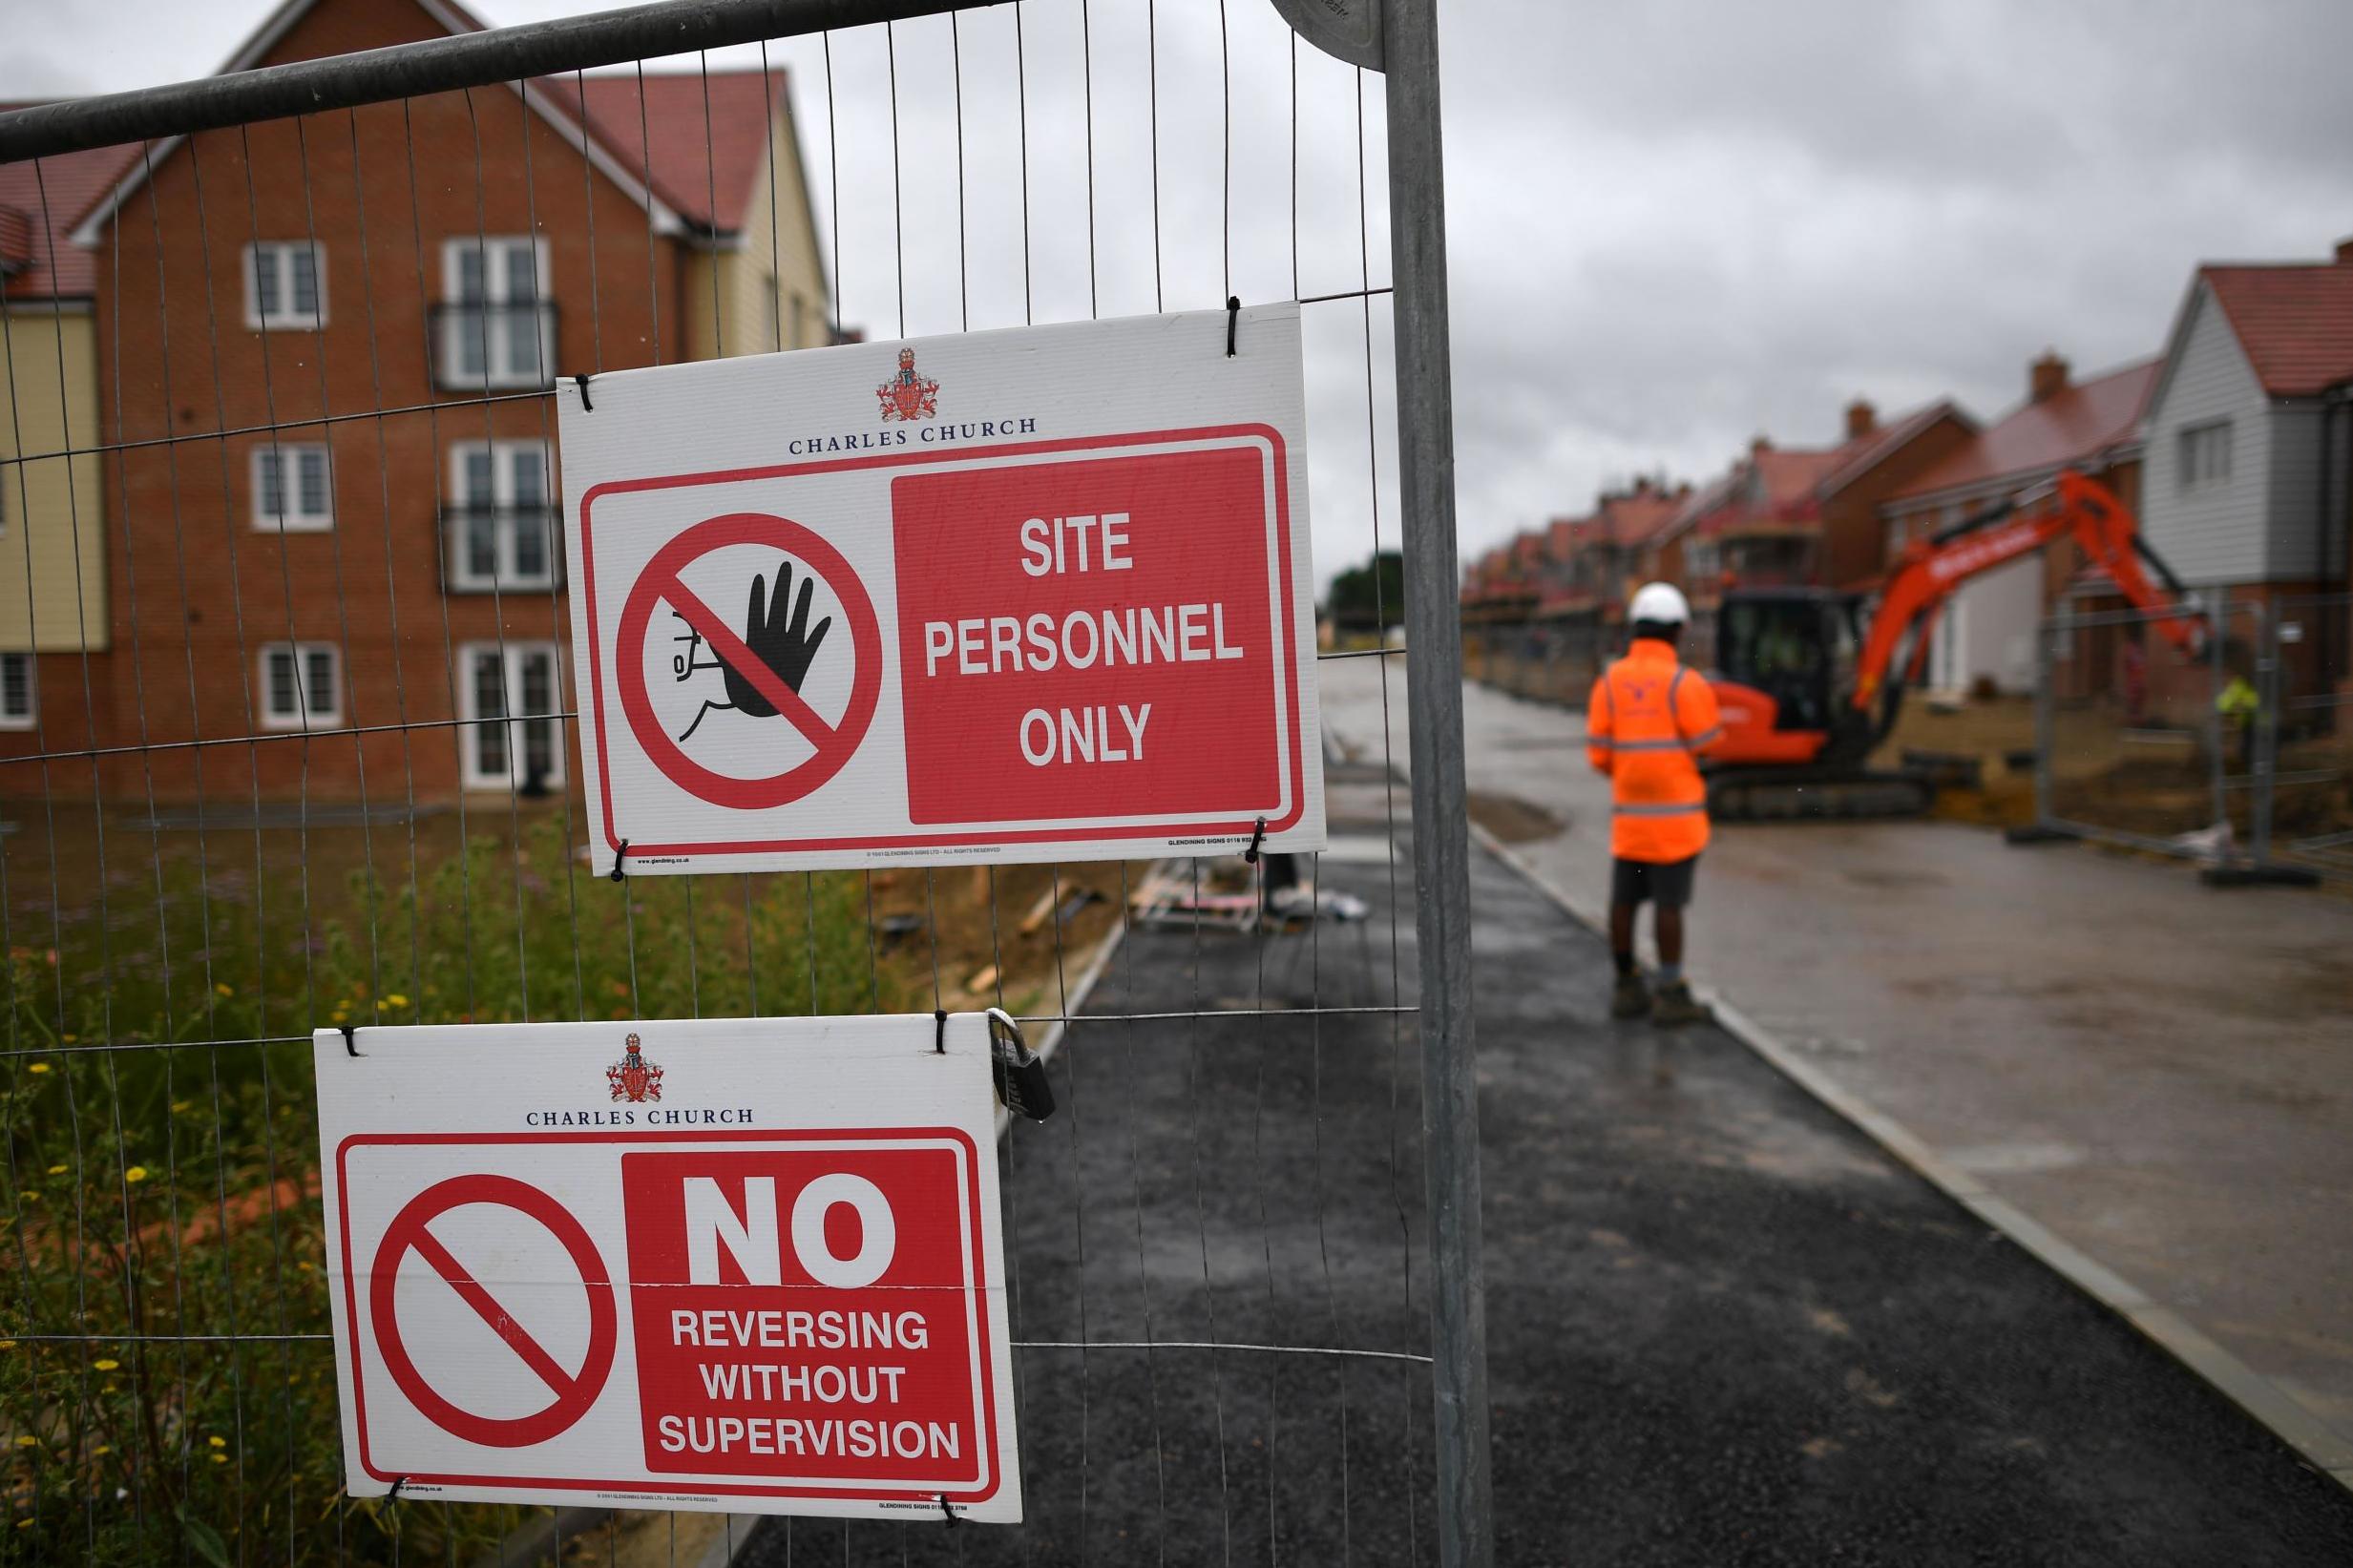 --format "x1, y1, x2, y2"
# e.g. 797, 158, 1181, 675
1598, 488, 1682, 548
2200, 260, 2353, 398
1887, 359, 2156, 502
0, 113, 139, 300
542, 71, 786, 234
1817, 400, 1969, 496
